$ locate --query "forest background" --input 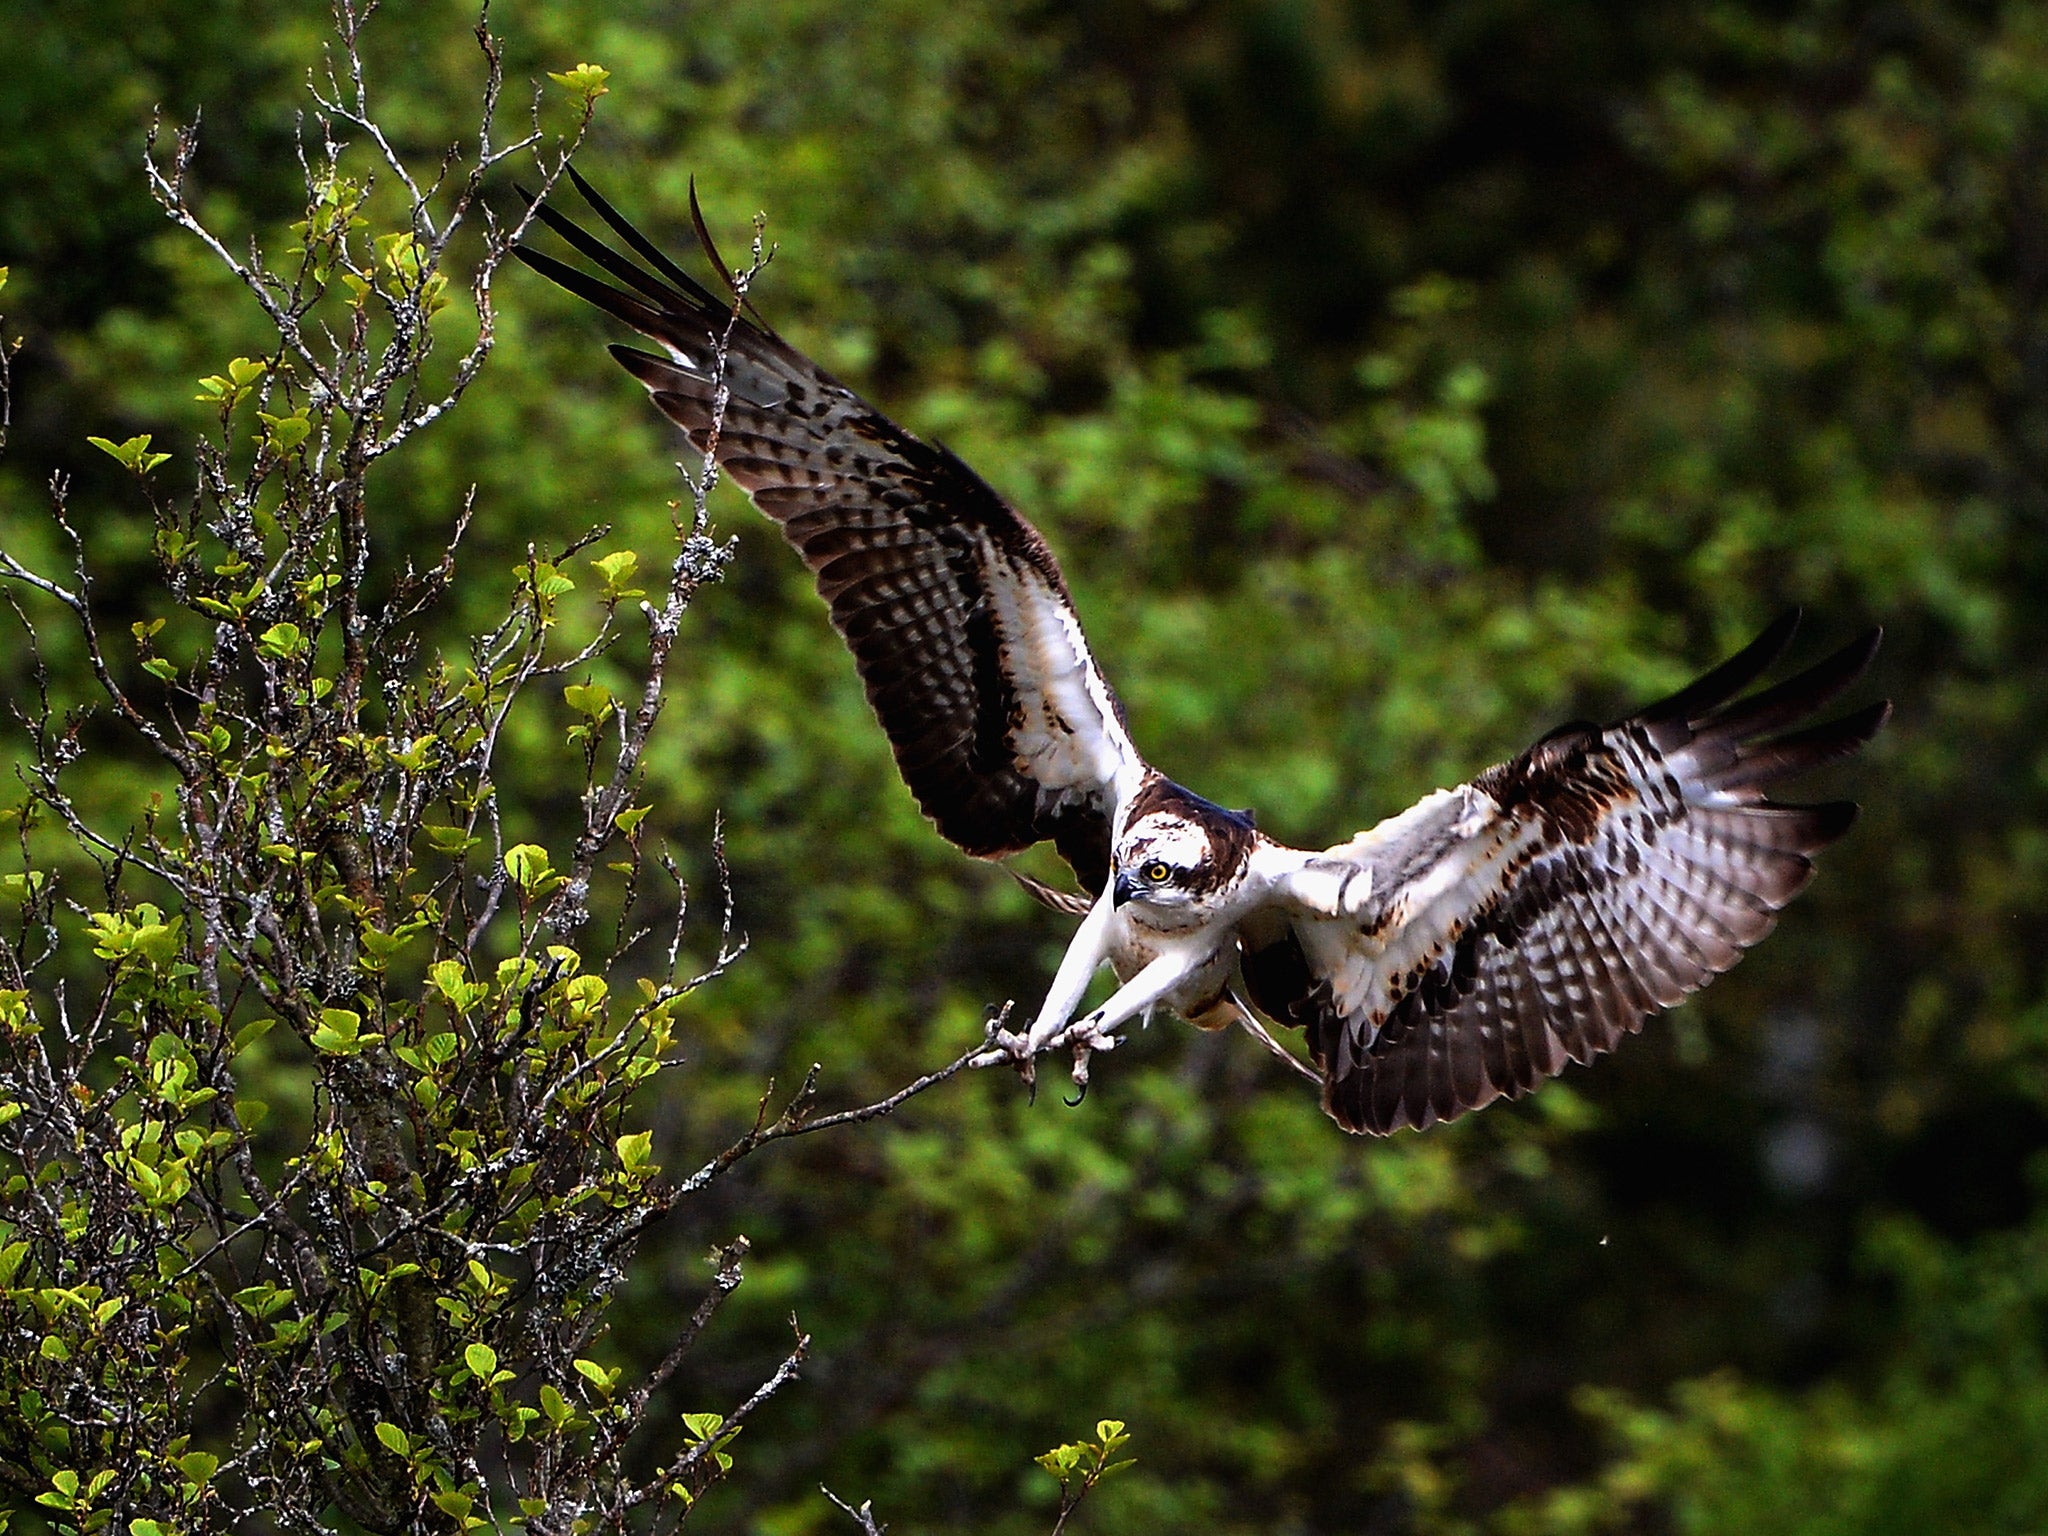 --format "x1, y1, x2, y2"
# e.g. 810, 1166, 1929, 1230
2, 0, 2045, 1531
